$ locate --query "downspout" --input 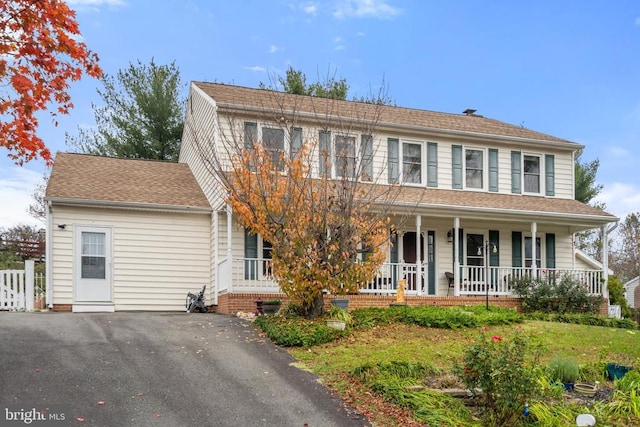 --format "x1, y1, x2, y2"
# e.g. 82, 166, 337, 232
46, 200, 53, 309
213, 211, 219, 306
602, 221, 619, 300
